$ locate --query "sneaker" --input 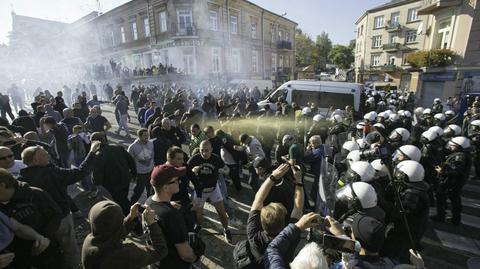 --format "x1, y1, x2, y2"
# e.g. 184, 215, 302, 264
224, 228, 233, 244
